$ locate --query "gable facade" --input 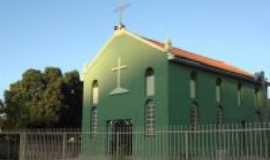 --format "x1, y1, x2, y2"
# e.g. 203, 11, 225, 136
82, 29, 170, 134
